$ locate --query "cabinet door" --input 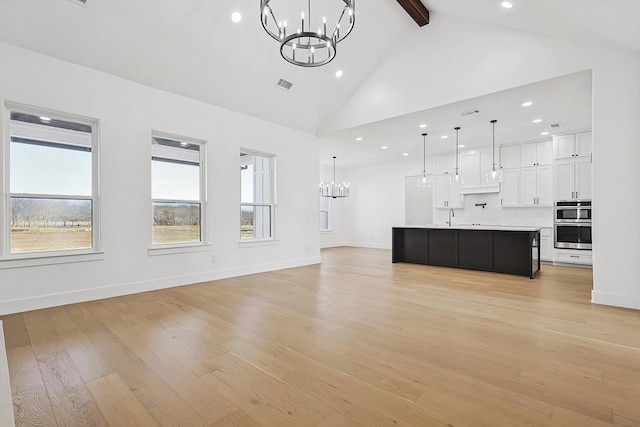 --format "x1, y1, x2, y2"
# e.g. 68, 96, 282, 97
434, 155, 449, 175
500, 168, 519, 206
540, 228, 553, 261
460, 153, 480, 187
536, 165, 553, 206
554, 159, 574, 200
433, 175, 448, 208
448, 179, 463, 208
520, 142, 538, 167
555, 135, 575, 159
574, 156, 592, 200
536, 140, 553, 166
500, 145, 519, 169
520, 167, 538, 206
576, 132, 592, 157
